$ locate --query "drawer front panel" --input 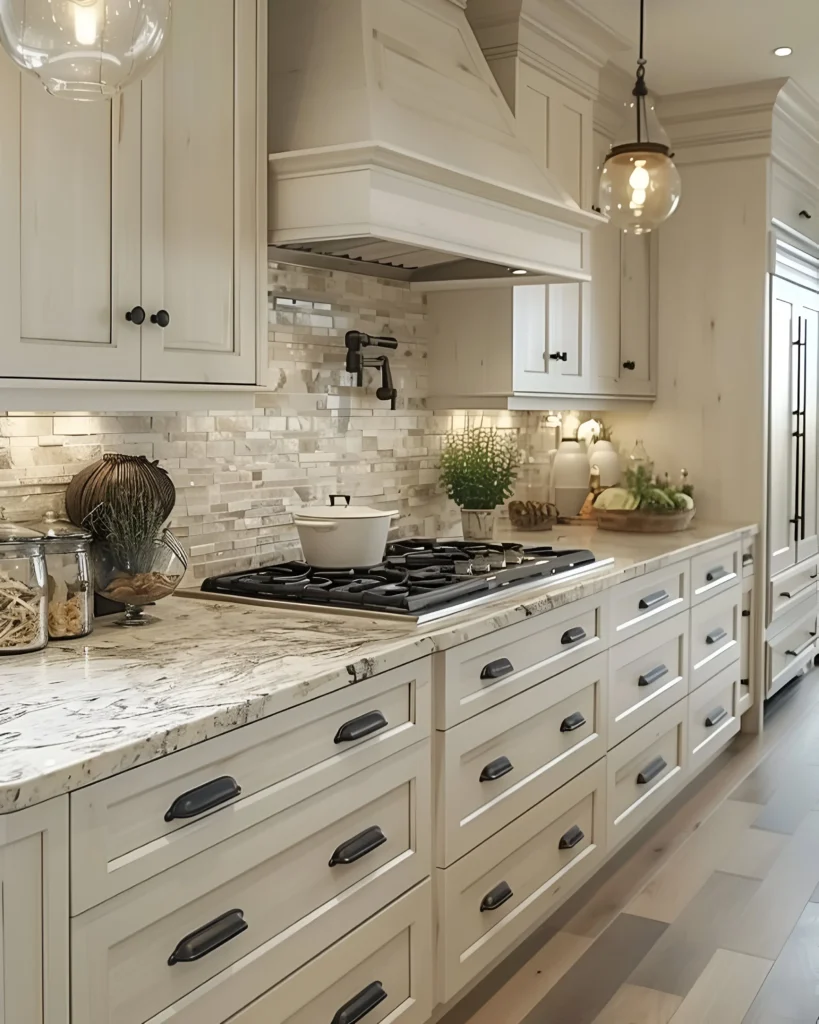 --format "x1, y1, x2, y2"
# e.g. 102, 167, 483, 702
607, 701, 686, 849
437, 760, 606, 1002
768, 595, 818, 697
690, 542, 741, 605
71, 743, 430, 1024
437, 594, 607, 728
437, 653, 607, 867
608, 612, 688, 748
71, 660, 430, 913
769, 556, 819, 622
688, 663, 740, 772
690, 588, 741, 690
611, 563, 689, 644
226, 883, 432, 1024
